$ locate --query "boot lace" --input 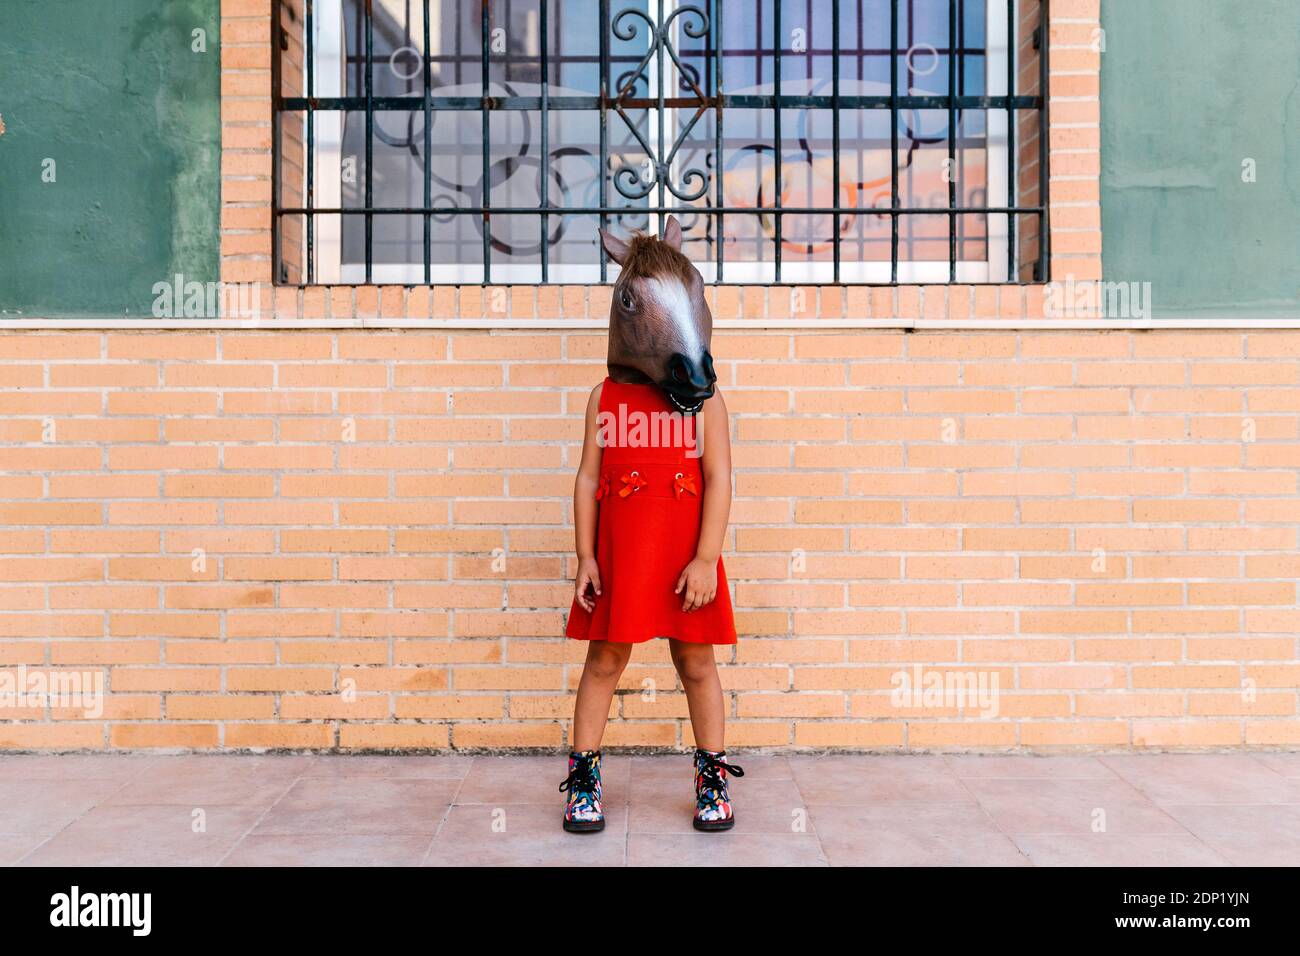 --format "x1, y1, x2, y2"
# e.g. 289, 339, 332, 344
559, 753, 599, 795
696, 751, 745, 795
